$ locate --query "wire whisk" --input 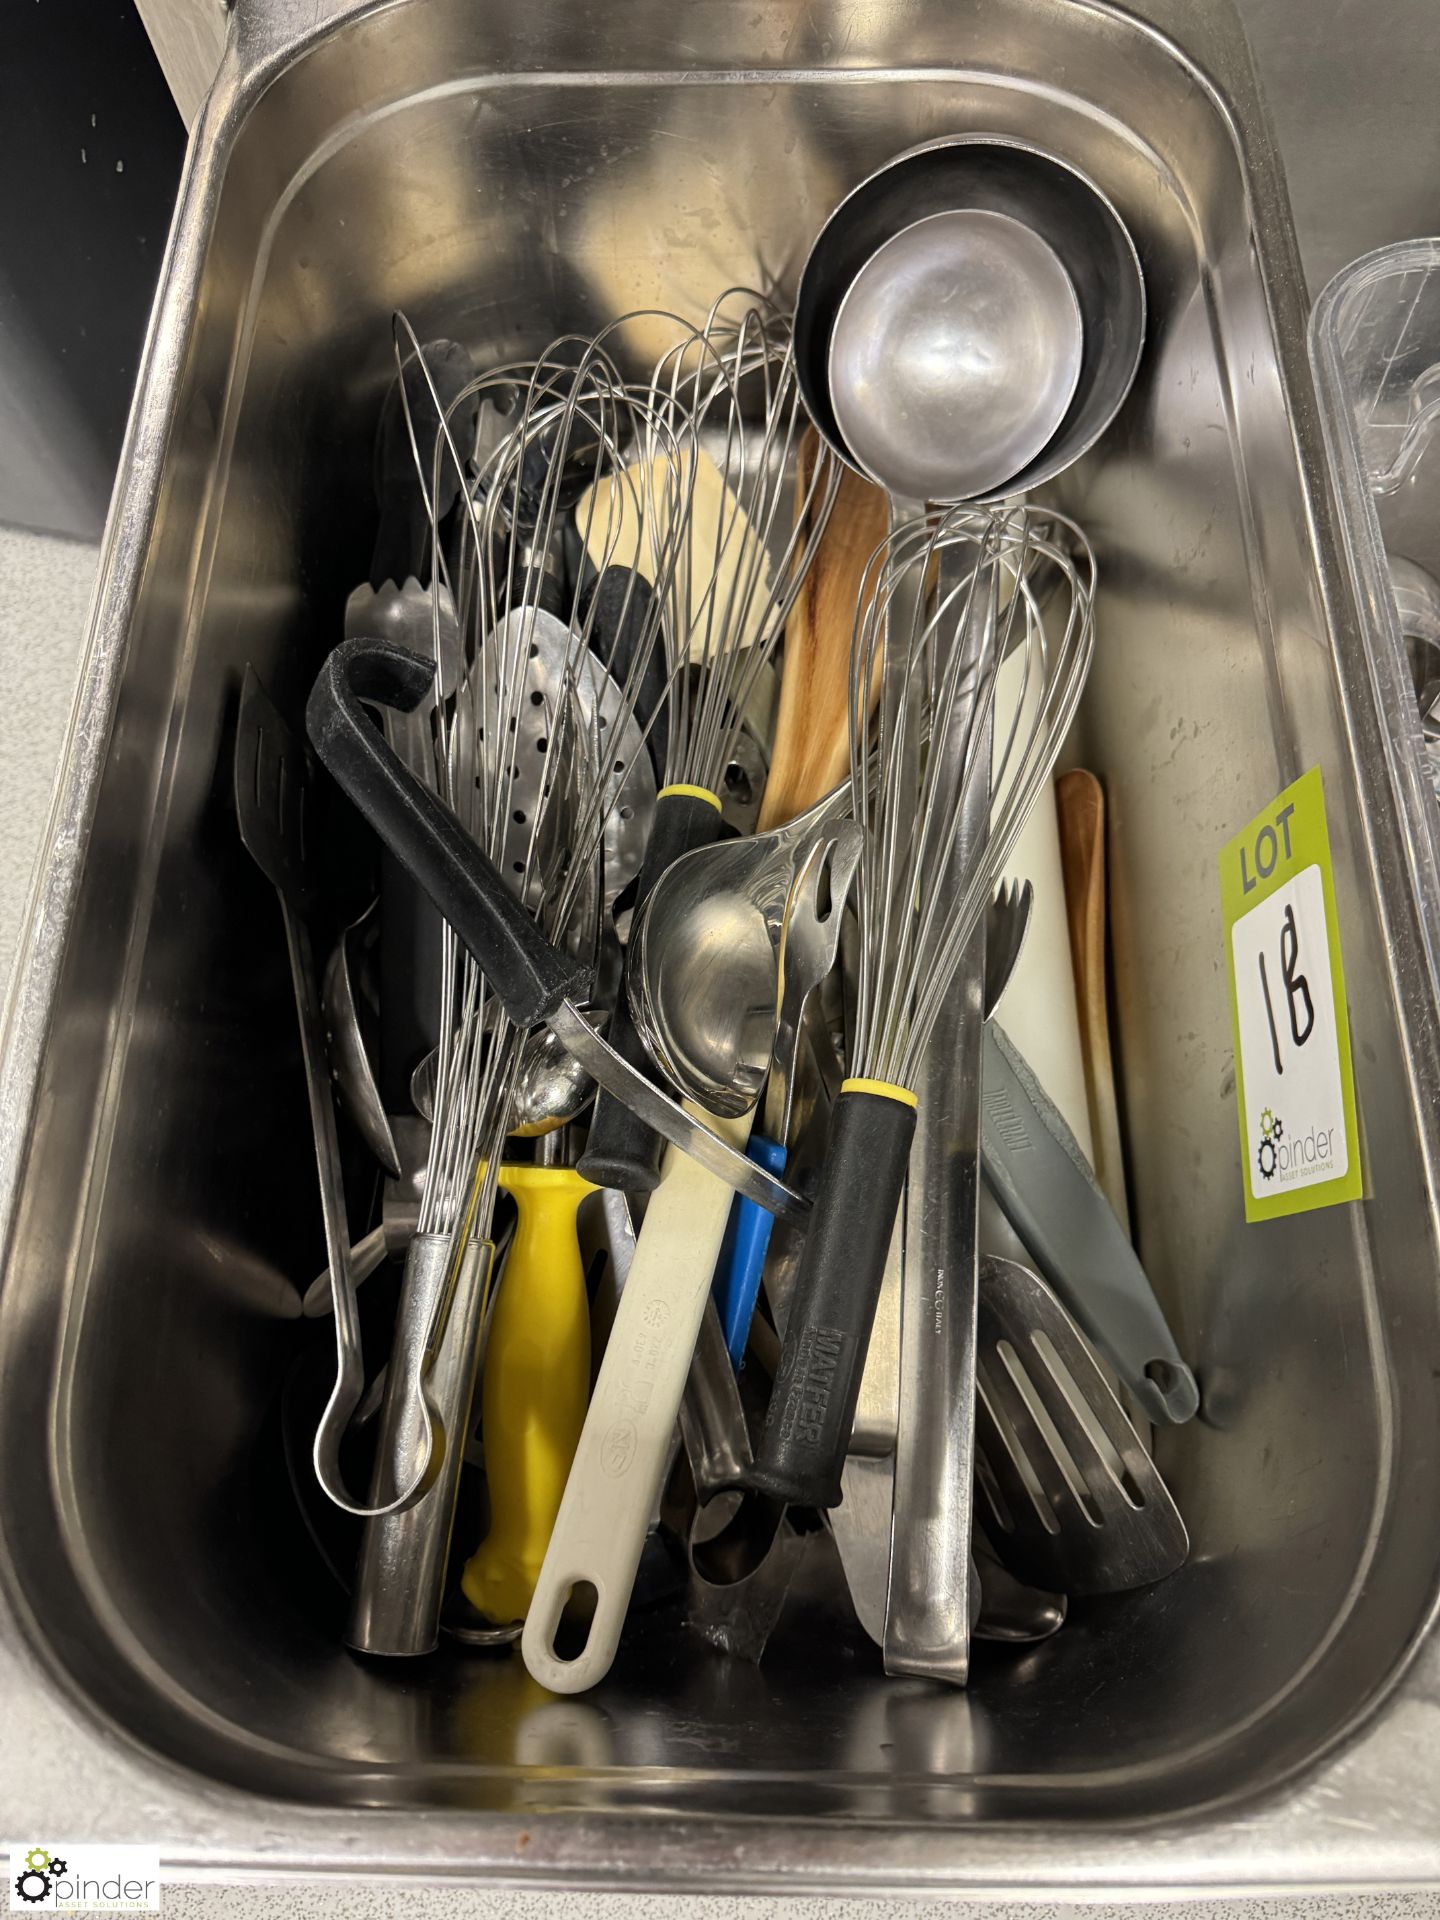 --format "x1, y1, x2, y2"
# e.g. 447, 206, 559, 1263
647, 292, 840, 791
576, 293, 841, 1190
344, 325, 687, 1646
748, 501, 1096, 1513
849, 504, 1095, 1089
409, 330, 687, 1239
